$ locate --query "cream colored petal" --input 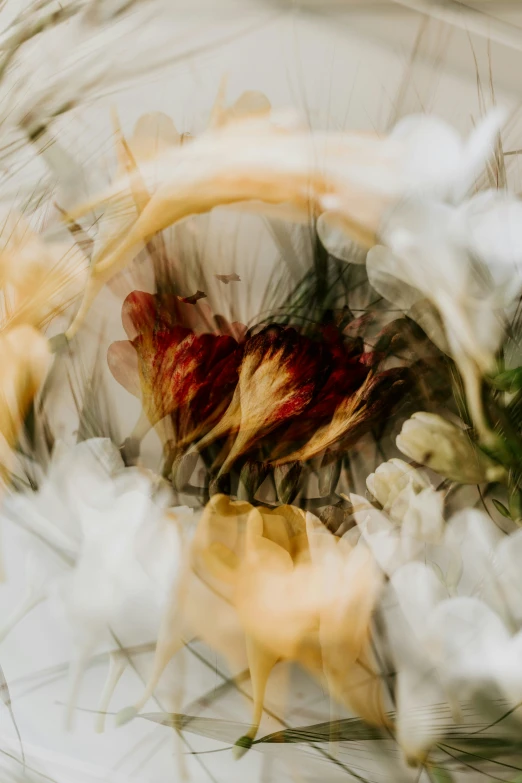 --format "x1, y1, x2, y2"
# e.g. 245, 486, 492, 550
0, 326, 51, 463
64, 117, 401, 338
